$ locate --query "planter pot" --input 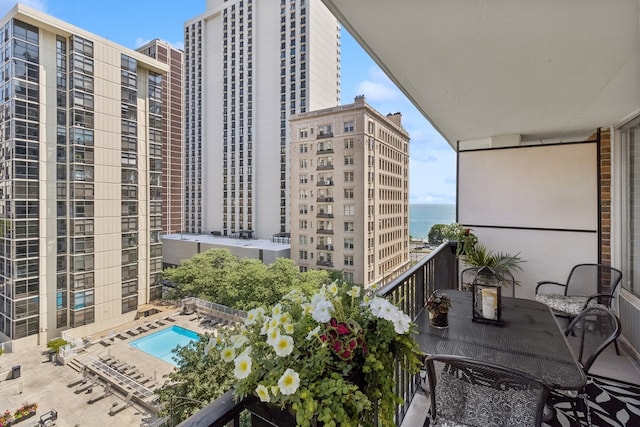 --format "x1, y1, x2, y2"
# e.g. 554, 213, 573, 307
429, 311, 449, 328
12, 411, 36, 425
